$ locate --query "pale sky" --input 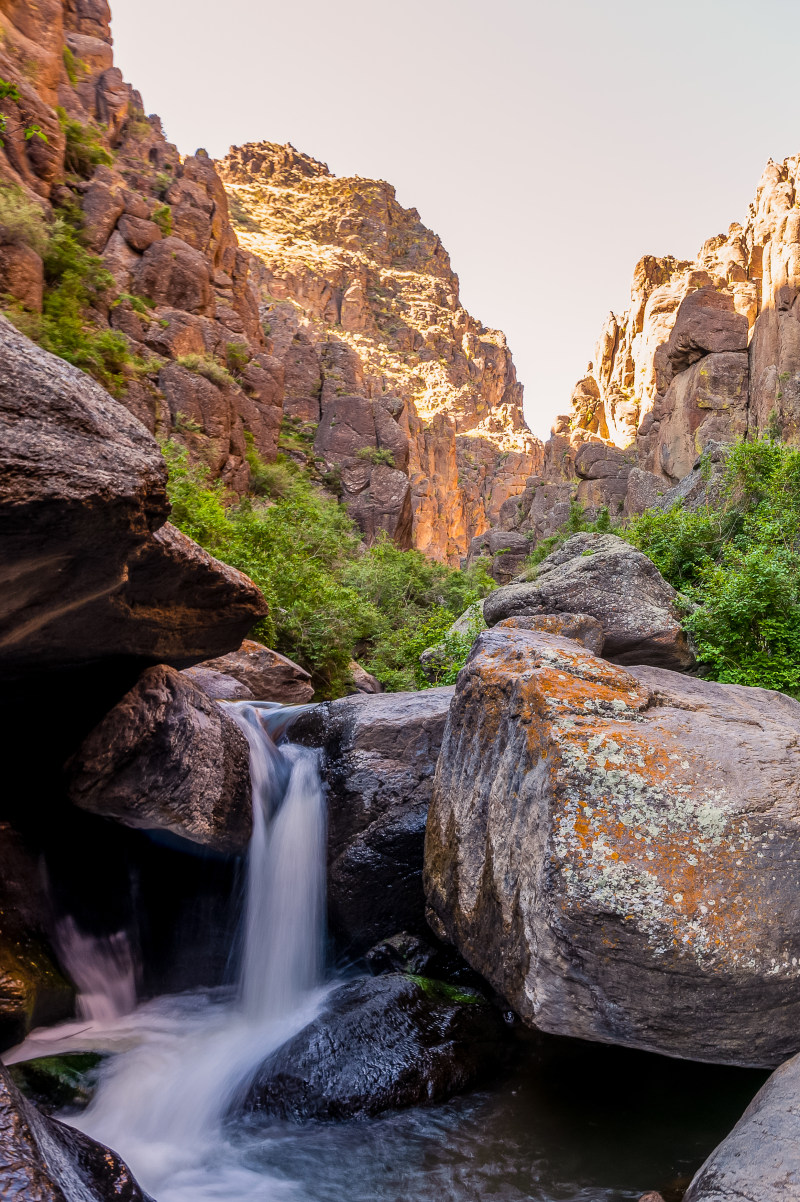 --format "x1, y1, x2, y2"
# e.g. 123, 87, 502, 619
111, 0, 800, 439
